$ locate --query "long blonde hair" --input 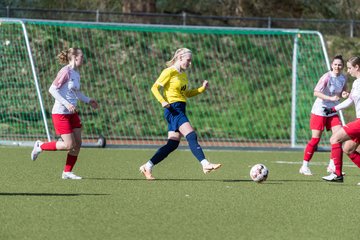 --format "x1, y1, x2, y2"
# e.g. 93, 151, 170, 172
166, 48, 192, 67
57, 47, 82, 65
